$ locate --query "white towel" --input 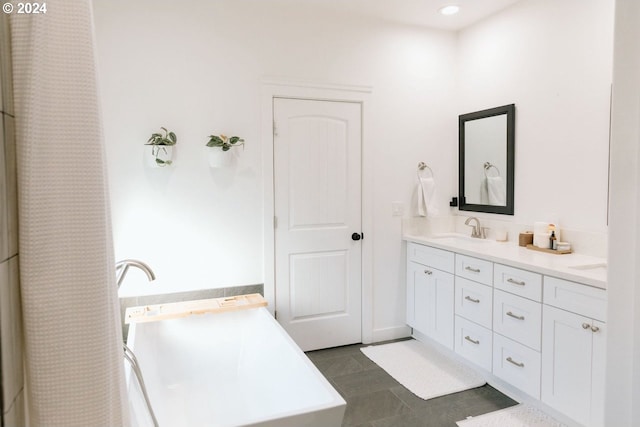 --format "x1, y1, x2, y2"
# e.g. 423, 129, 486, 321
487, 176, 506, 205
480, 180, 489, 204
416, 177, 438, 217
